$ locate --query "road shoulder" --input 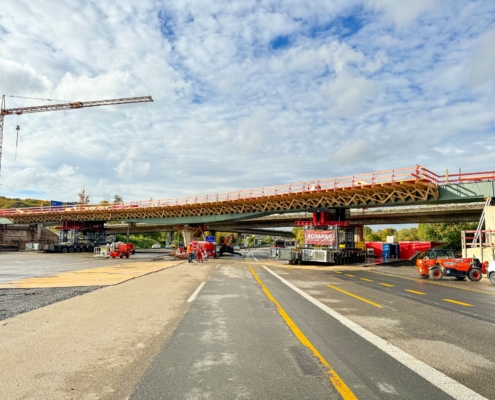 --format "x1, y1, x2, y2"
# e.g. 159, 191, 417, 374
0, 260, 214, 400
